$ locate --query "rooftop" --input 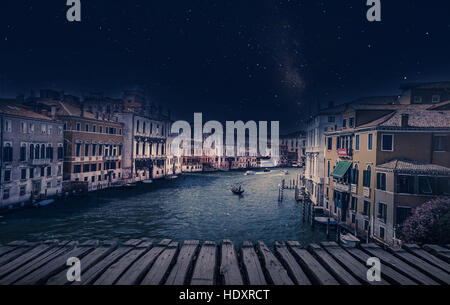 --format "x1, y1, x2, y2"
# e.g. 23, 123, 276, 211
377, 159, 450, 175
0, 100, 53, 121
